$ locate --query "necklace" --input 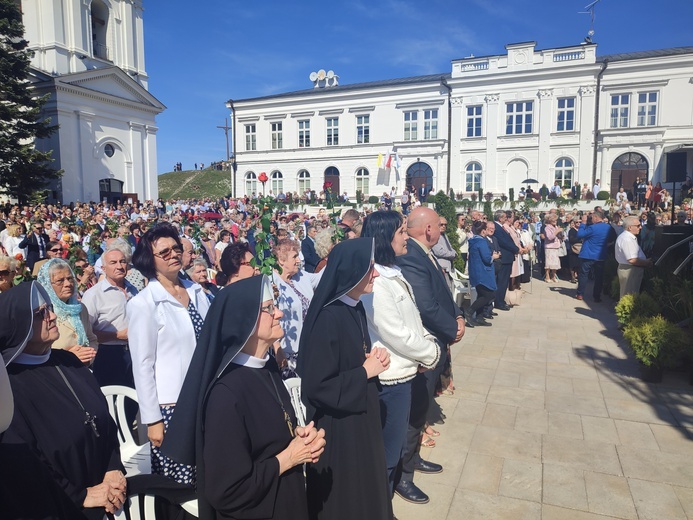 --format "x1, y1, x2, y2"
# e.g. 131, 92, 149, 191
354, 308, 368, 355
250, 369, 294, 438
